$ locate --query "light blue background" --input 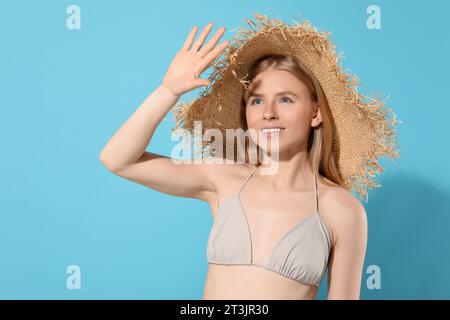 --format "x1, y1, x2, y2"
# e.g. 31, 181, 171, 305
1, 0, 449, 299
